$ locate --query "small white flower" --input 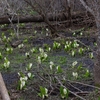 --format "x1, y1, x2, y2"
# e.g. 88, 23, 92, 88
45, 88, 48, 94
86, 69, 89, 73
87, 47, 90, 50
56, 66, 60, 71
39, 48, 44, 53
4, 57, 7, 61
50, 61, 54, 70
44, 53, 47, 58
56, 66, 59, 70
7, 61, 10, 66
89, 52, 94, 59
73, 32, 76, 35
80, 32, 83, 36
72, 50, 75, 56
4, 63, 7, 67
7, 37, 10, 41
20, 76, 28, 81
72, 72, 78, 78
69, 41, 72, 44
20, 81, 25, 90
58, 43, 61, 47
25, 52, 29, 57
4, 36, 6, 39
42, 95, 45, 99
65, 45, 67, 48
24, 76, 28, 81
66, 41, 68, 44
4, 61, 10, 68
46, 33, 49, 36
50, 61, 54, 66
50, 65, 53, 70
94, 42, 97, 46
46, 28, 49, 31
20, 77, 23, 82
11, 48, 13, 51
78, 48, 83, 53
27, 72, 32, 78
73, 43, 79, 48
63, 88, 67, 94
72, 61, 78, 66
29, 63, 32, 69
31, 48, 36, 53
38, 56, 41, 64
73, 41, 79, 48
48, 47, 51, 51
6, 48, 10, 51
18, 72, 20, 76
10, 32, 14, 36
18, 44, 24, 49
34, 30, 37, 34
